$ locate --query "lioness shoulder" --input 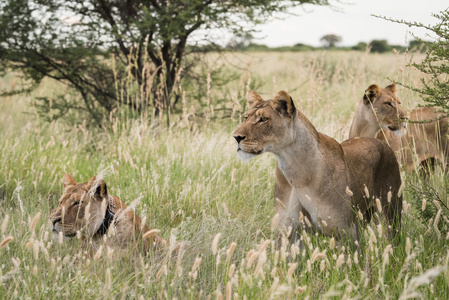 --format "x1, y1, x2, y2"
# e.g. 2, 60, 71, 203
233, 90, 402, 246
